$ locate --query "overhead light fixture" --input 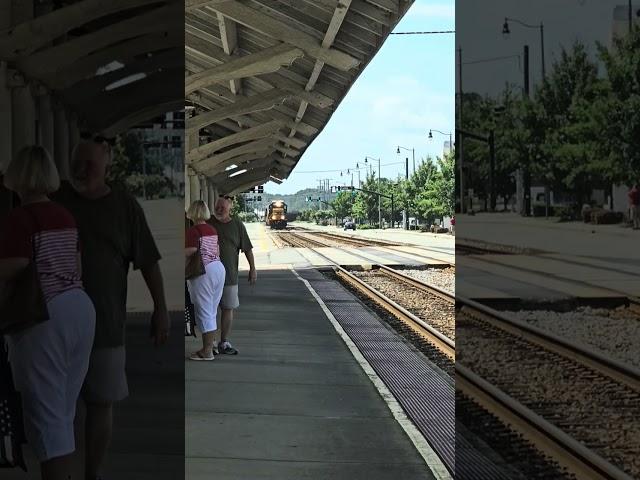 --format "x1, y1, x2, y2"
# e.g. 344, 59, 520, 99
105, 73, 147, 91
225, 164, 238, 171
229, 169, 247, 178
270, 175, 283, 184
96, 61, 124, 76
